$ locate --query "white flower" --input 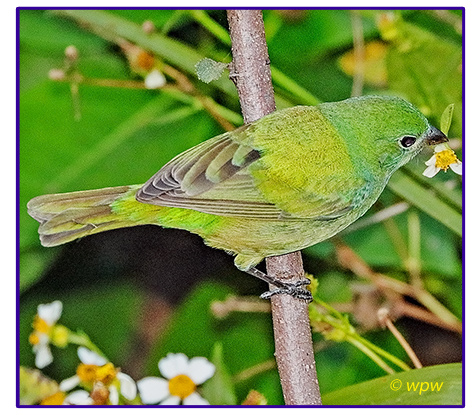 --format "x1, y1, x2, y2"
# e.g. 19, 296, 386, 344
144, 69, 166, 89
137, 353, 215, 405
63, 390, 94, 405
29, 301, 63, 368
423, 143, 462, 178
60, 347, 137, 405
